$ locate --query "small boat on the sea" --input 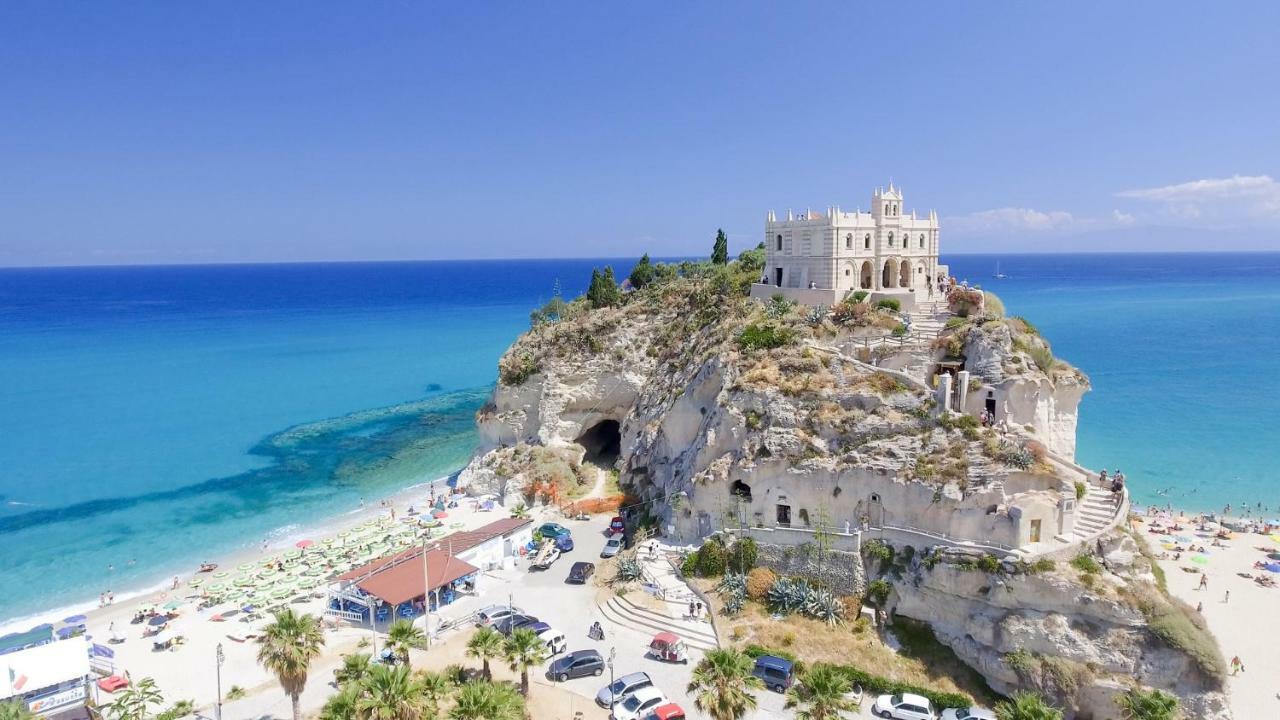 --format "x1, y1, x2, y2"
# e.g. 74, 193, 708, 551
197, 562, 218, 573
993, 261, 1007, 279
